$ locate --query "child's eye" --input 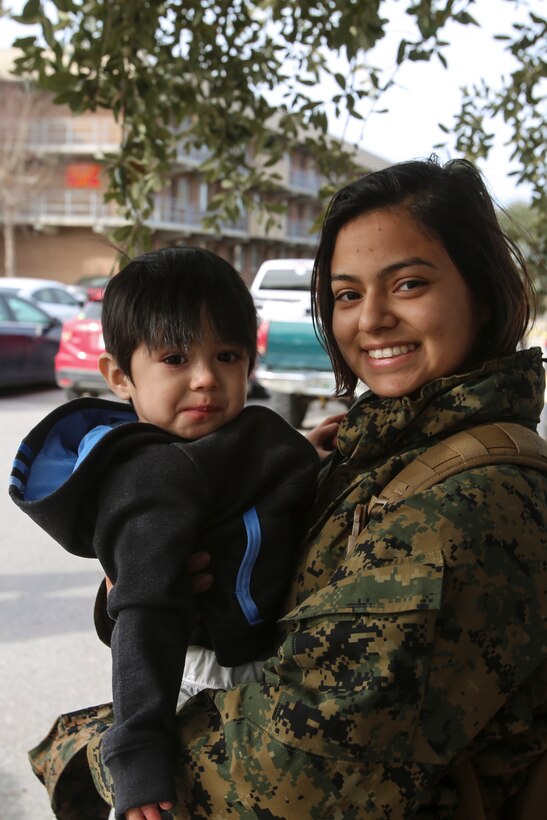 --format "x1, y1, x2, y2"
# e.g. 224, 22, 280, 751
218, 350, 242, 363
162, 353, 187, 365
